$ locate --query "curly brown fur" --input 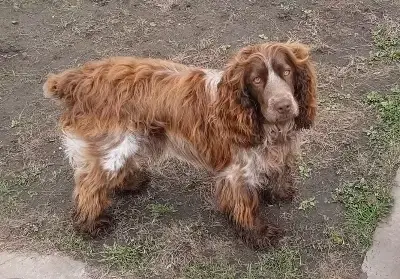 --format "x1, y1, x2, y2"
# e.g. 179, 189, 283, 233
44, 42, 317, 248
